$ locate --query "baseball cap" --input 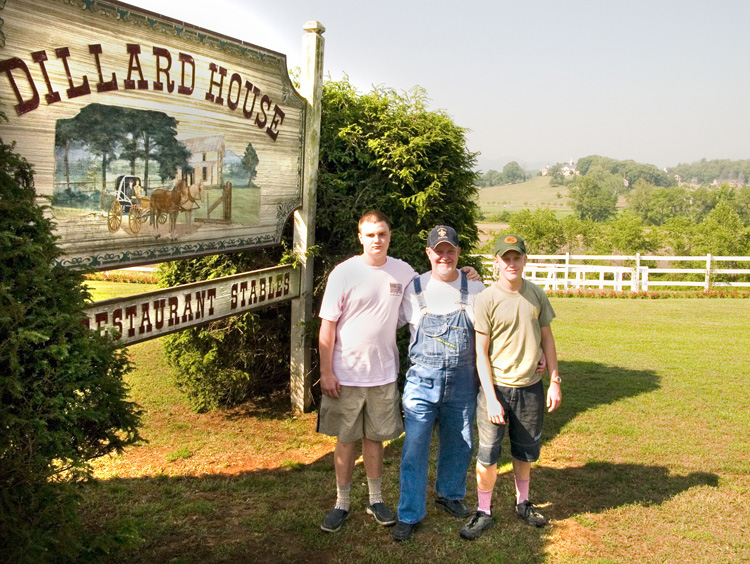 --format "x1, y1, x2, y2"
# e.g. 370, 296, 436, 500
427, 225, 459, 249
494, 234, 527, 256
